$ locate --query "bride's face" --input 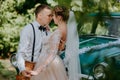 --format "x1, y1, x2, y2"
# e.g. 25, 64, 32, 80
53, 14, 62, 25
53, 14, 58, 25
